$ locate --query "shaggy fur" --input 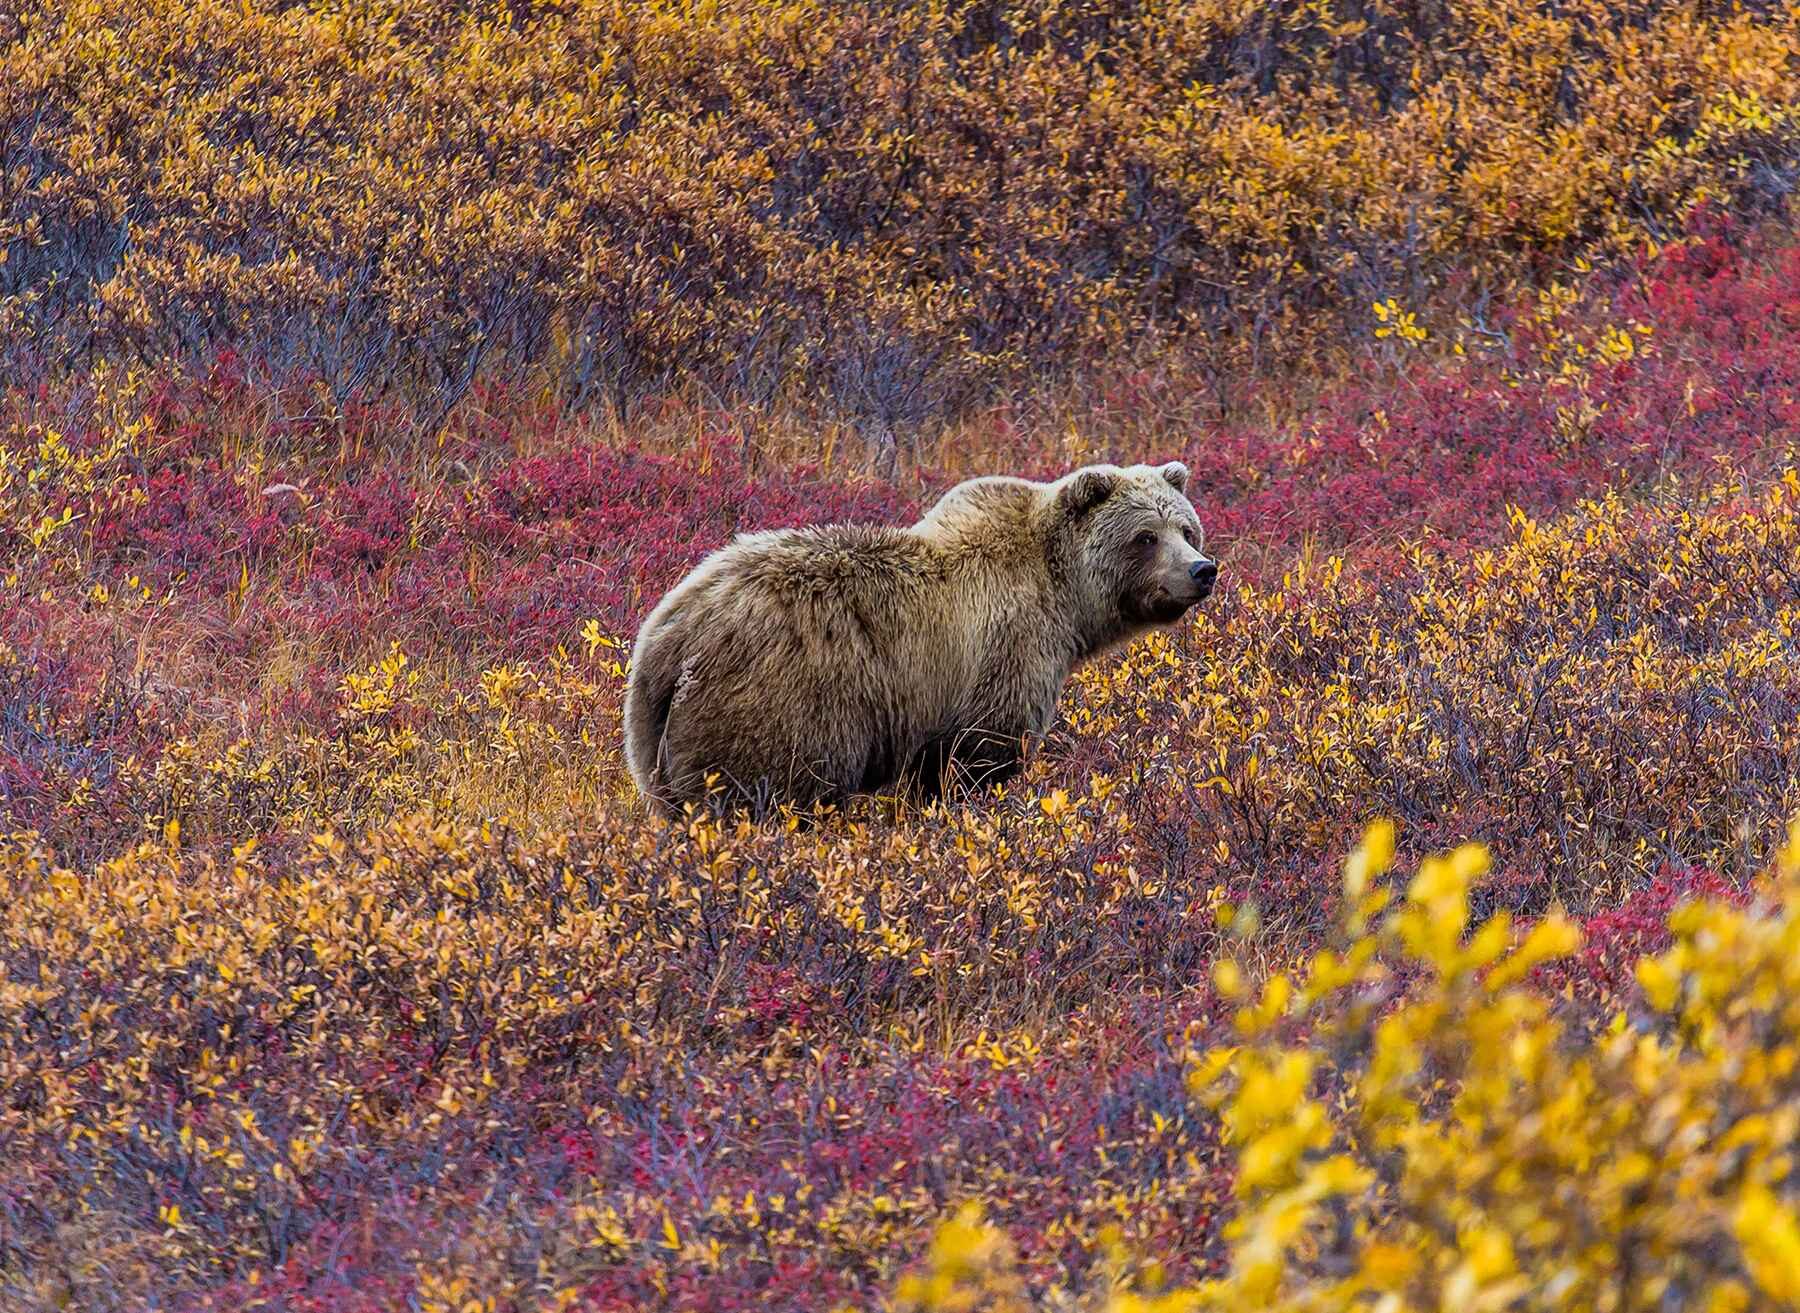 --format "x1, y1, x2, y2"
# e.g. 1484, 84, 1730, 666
622, 461, 1215, 813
